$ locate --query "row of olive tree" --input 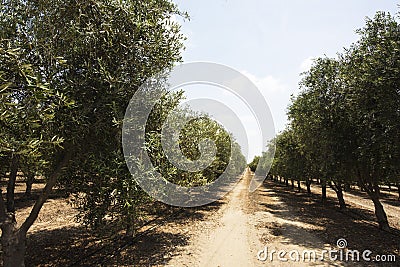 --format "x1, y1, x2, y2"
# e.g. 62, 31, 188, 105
0, 0, 190, 266
268, 11, 399, 231
64, 90, 246, 236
